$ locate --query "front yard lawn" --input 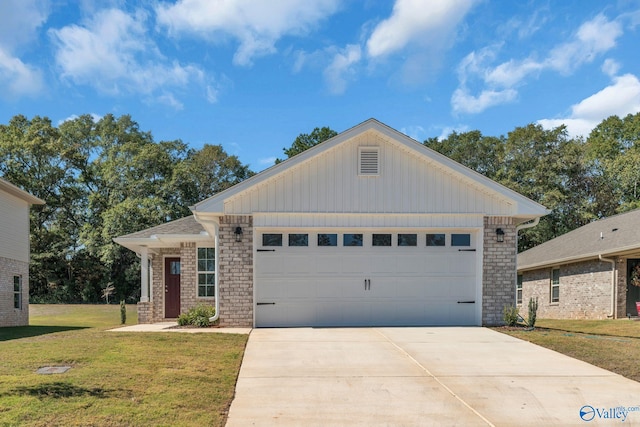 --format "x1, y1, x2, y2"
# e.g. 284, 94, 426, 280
497, 318, 640, 383
0, 305, 248, 427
